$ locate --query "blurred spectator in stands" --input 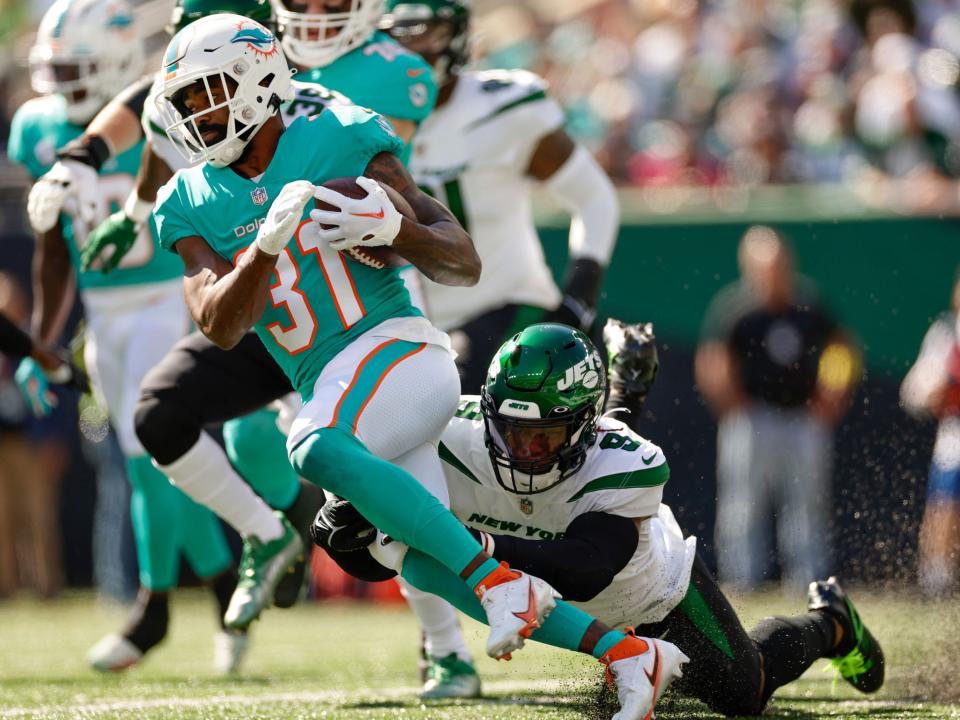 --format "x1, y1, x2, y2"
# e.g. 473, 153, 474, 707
900, 269, 960, 597
0, 271, 64, 597
695, 226, 861, 591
